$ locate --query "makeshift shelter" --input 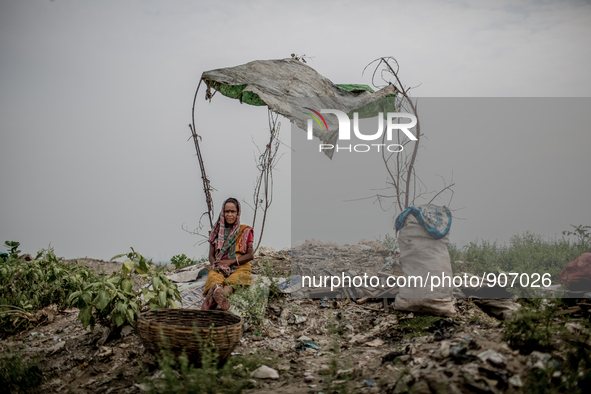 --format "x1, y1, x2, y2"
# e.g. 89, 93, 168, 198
199, 58, 398, 158
191, 58, 399, 227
